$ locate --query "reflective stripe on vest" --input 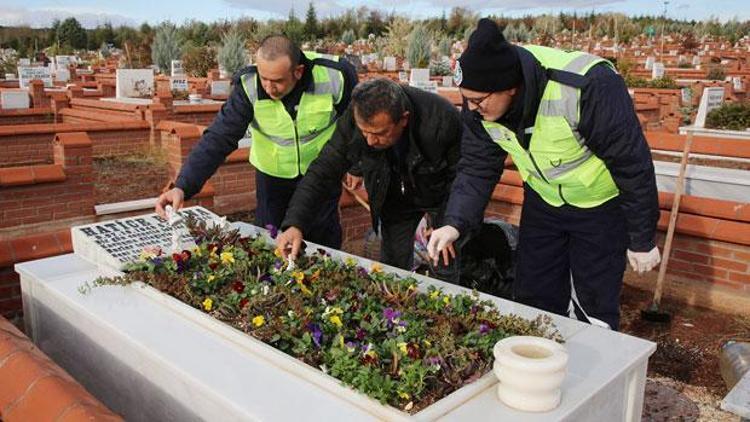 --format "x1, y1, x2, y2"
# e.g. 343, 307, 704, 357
240, 51, 345, 178
483, 45, 619, 208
